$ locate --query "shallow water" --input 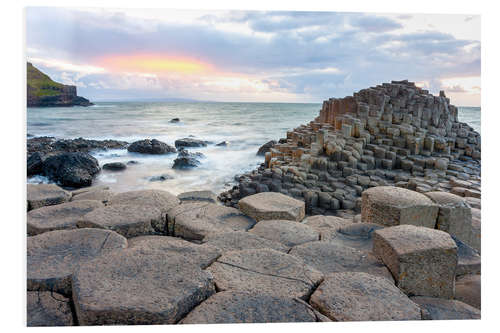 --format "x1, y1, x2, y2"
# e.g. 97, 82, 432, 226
27, 102, 481, 194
